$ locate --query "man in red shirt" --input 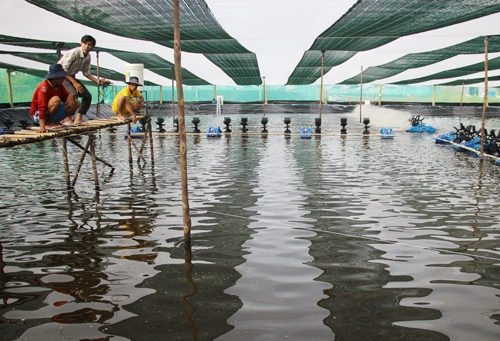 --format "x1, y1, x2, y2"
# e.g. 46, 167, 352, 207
30, 64, 79, 133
